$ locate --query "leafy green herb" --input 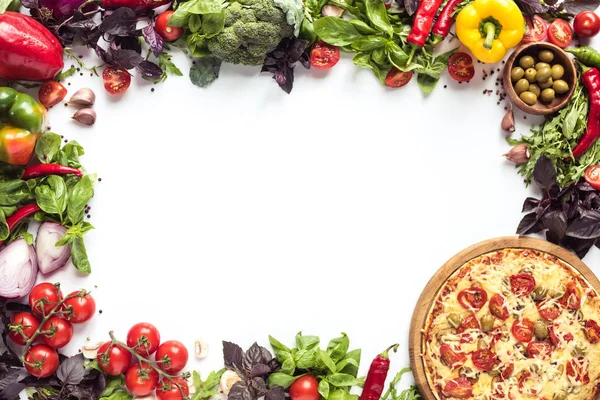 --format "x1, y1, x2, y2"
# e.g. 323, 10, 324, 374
158, 52, 184, 82
314, 17, 364, 46
67, 174, 96, 225
35, 176, 68, 219
190, 369, 225, 400
190, 56, 222, 87
414, 46, 458, 94
54, 66, 77, 82
381, 368, 421, 400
